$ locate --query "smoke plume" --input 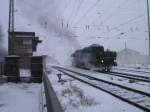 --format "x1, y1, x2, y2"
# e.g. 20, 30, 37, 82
17, 0, 80, 65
